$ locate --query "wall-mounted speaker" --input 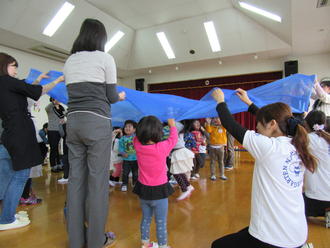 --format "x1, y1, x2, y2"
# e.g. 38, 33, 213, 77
135, 78, 145, 91
284, 60, 298, 77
